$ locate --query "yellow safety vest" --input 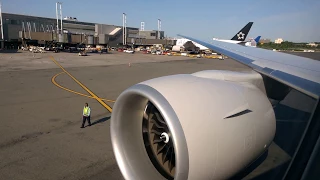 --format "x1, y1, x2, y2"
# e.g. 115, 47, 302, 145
83, 106, 90, 116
